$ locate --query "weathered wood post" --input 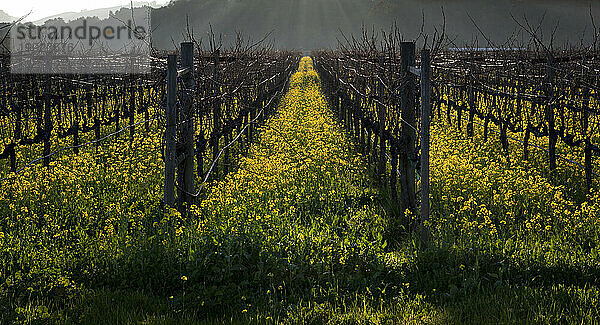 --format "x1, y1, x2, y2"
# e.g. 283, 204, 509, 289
92, 84, 100, 148
370, 77, 379, 163
43, 58, 52, 166
211, 50, 221, 181
15, 97, 22, 141
335, 58, 341, 116
582, 62, 593, 193
546, 53, 557, 171
399, 42, 417, 222
243, 88, 251, 146
164, 54, 177, 207
223, 98, 231, 176
73, 95, 80, 155
457, 86, 462, 131
249, 73, 257, 144
178, 42, 196, 211
114, 85, 120, 134
446, 79, 453, 125
196, 60, 206, 179
377, 56, 386, 183
420, 49, 431, 247
129, 57, 136, 143
358, 99, 366, 152
467, 64, 475, 138
43, 86, 52, 165
347, 87, 352, 134
142, 85, 149, 132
